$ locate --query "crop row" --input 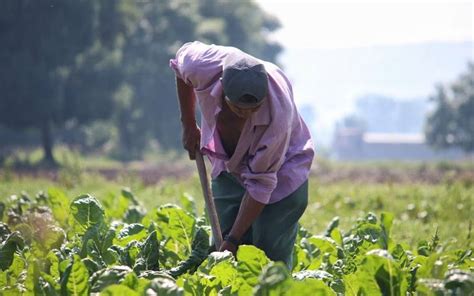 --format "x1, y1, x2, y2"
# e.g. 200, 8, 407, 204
0, 188, 472, 295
